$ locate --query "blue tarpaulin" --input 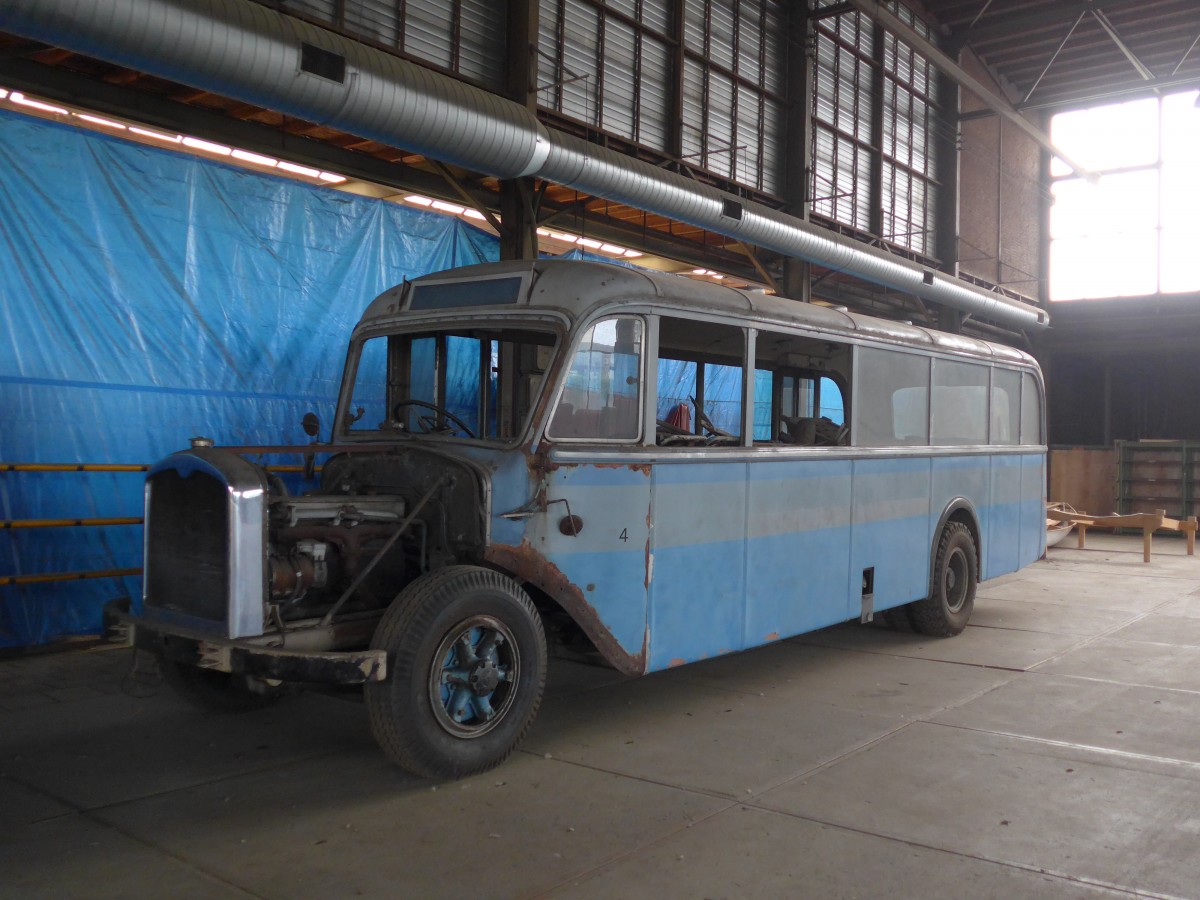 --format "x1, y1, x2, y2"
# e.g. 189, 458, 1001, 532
0, 108, 498, 647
